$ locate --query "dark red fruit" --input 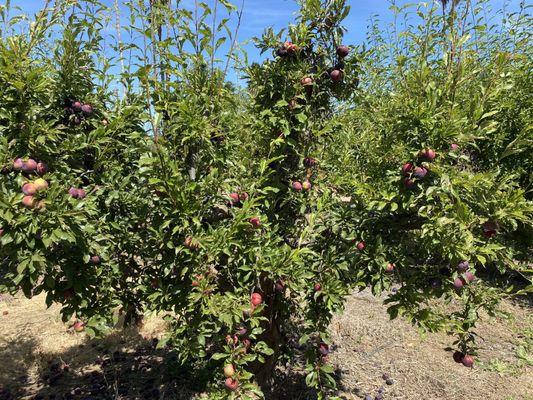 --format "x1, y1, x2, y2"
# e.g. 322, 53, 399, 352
330, 69, 343, 83
482, 221, 498, 238
22, 158, 37, 172
63, 288, 75, 300
403, 178, 416, 189
314, 283, 322, 292
318, 342, 329, 355
336, 45, 350, 58
413, 166, 428, 178
275, 280, 285, 292
249, 217, 261, 228
457, 261, 469, 272
304, 157, 317, 168
401, 162, 413, 176
419, 148, 436, 161
356, 241, 366, 251
239, 192, 249, 202
37, 162, 48, 176
453, 351, 464, 363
